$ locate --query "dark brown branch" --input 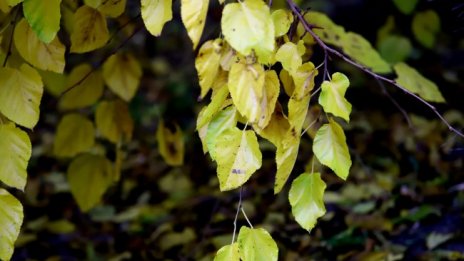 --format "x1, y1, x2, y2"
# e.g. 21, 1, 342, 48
286, 0, 464, 139
2, 7, 20, 67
